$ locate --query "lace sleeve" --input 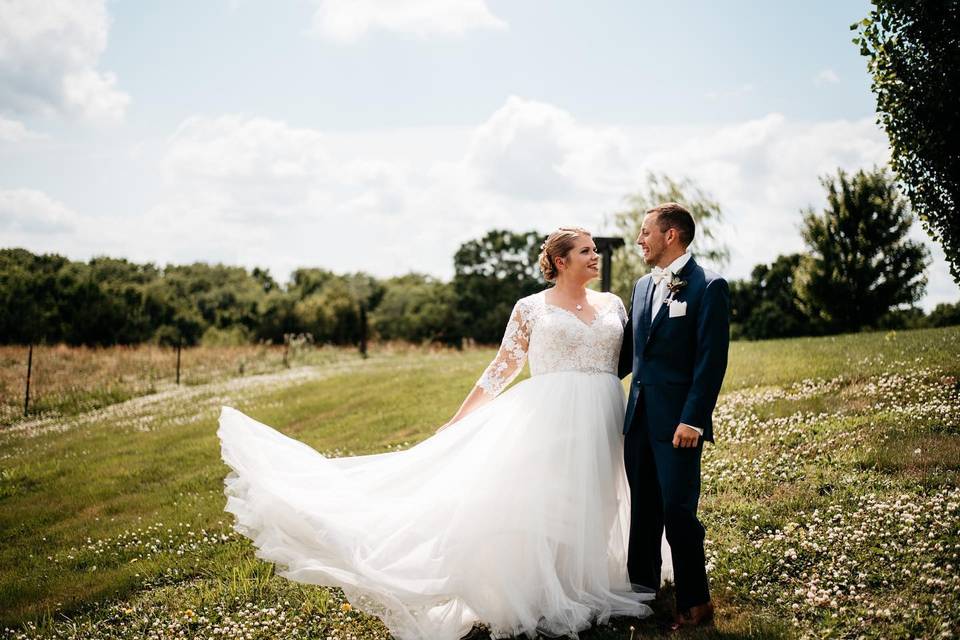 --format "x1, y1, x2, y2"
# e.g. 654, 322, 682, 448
475, 299, 532, 399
